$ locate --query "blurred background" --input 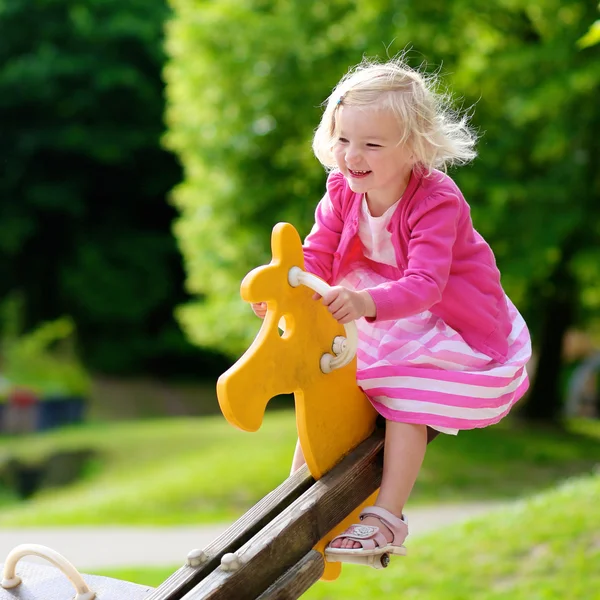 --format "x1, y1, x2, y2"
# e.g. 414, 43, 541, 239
0, 0, 599, 598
